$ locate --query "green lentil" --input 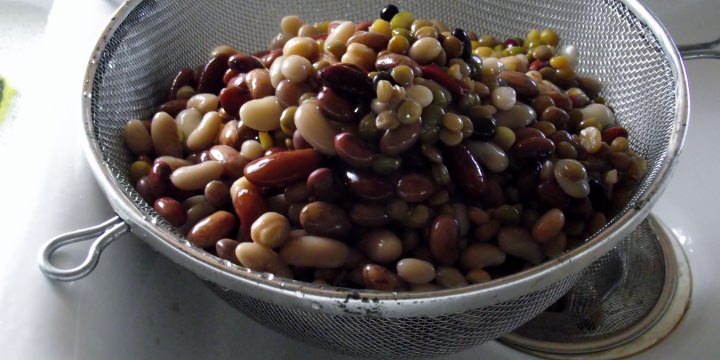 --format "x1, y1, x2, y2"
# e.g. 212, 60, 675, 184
176, 86, 195, 100
392, 28, 413, 42
376, 110, 400, 130
442, 112, 464, 132
557, 141, 578, 159
477, 35, 497, 48
460, 116, 474, 138
432, 163, 451, 185
280, 106, 297, 135
372, 154, 402, 174
376, 80, 393, 103
414, 26, 438, 39
493, 126, 516, 151
540, 29, 559, 46
503, 46, 525, 56
391, 65, 415, 86
397, 100, 422, 124
358, 113, 380, 140
439, 128, 463, 146
391, 11, 415, 29
442, 35, 463, 59
388, 35, 410, 54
